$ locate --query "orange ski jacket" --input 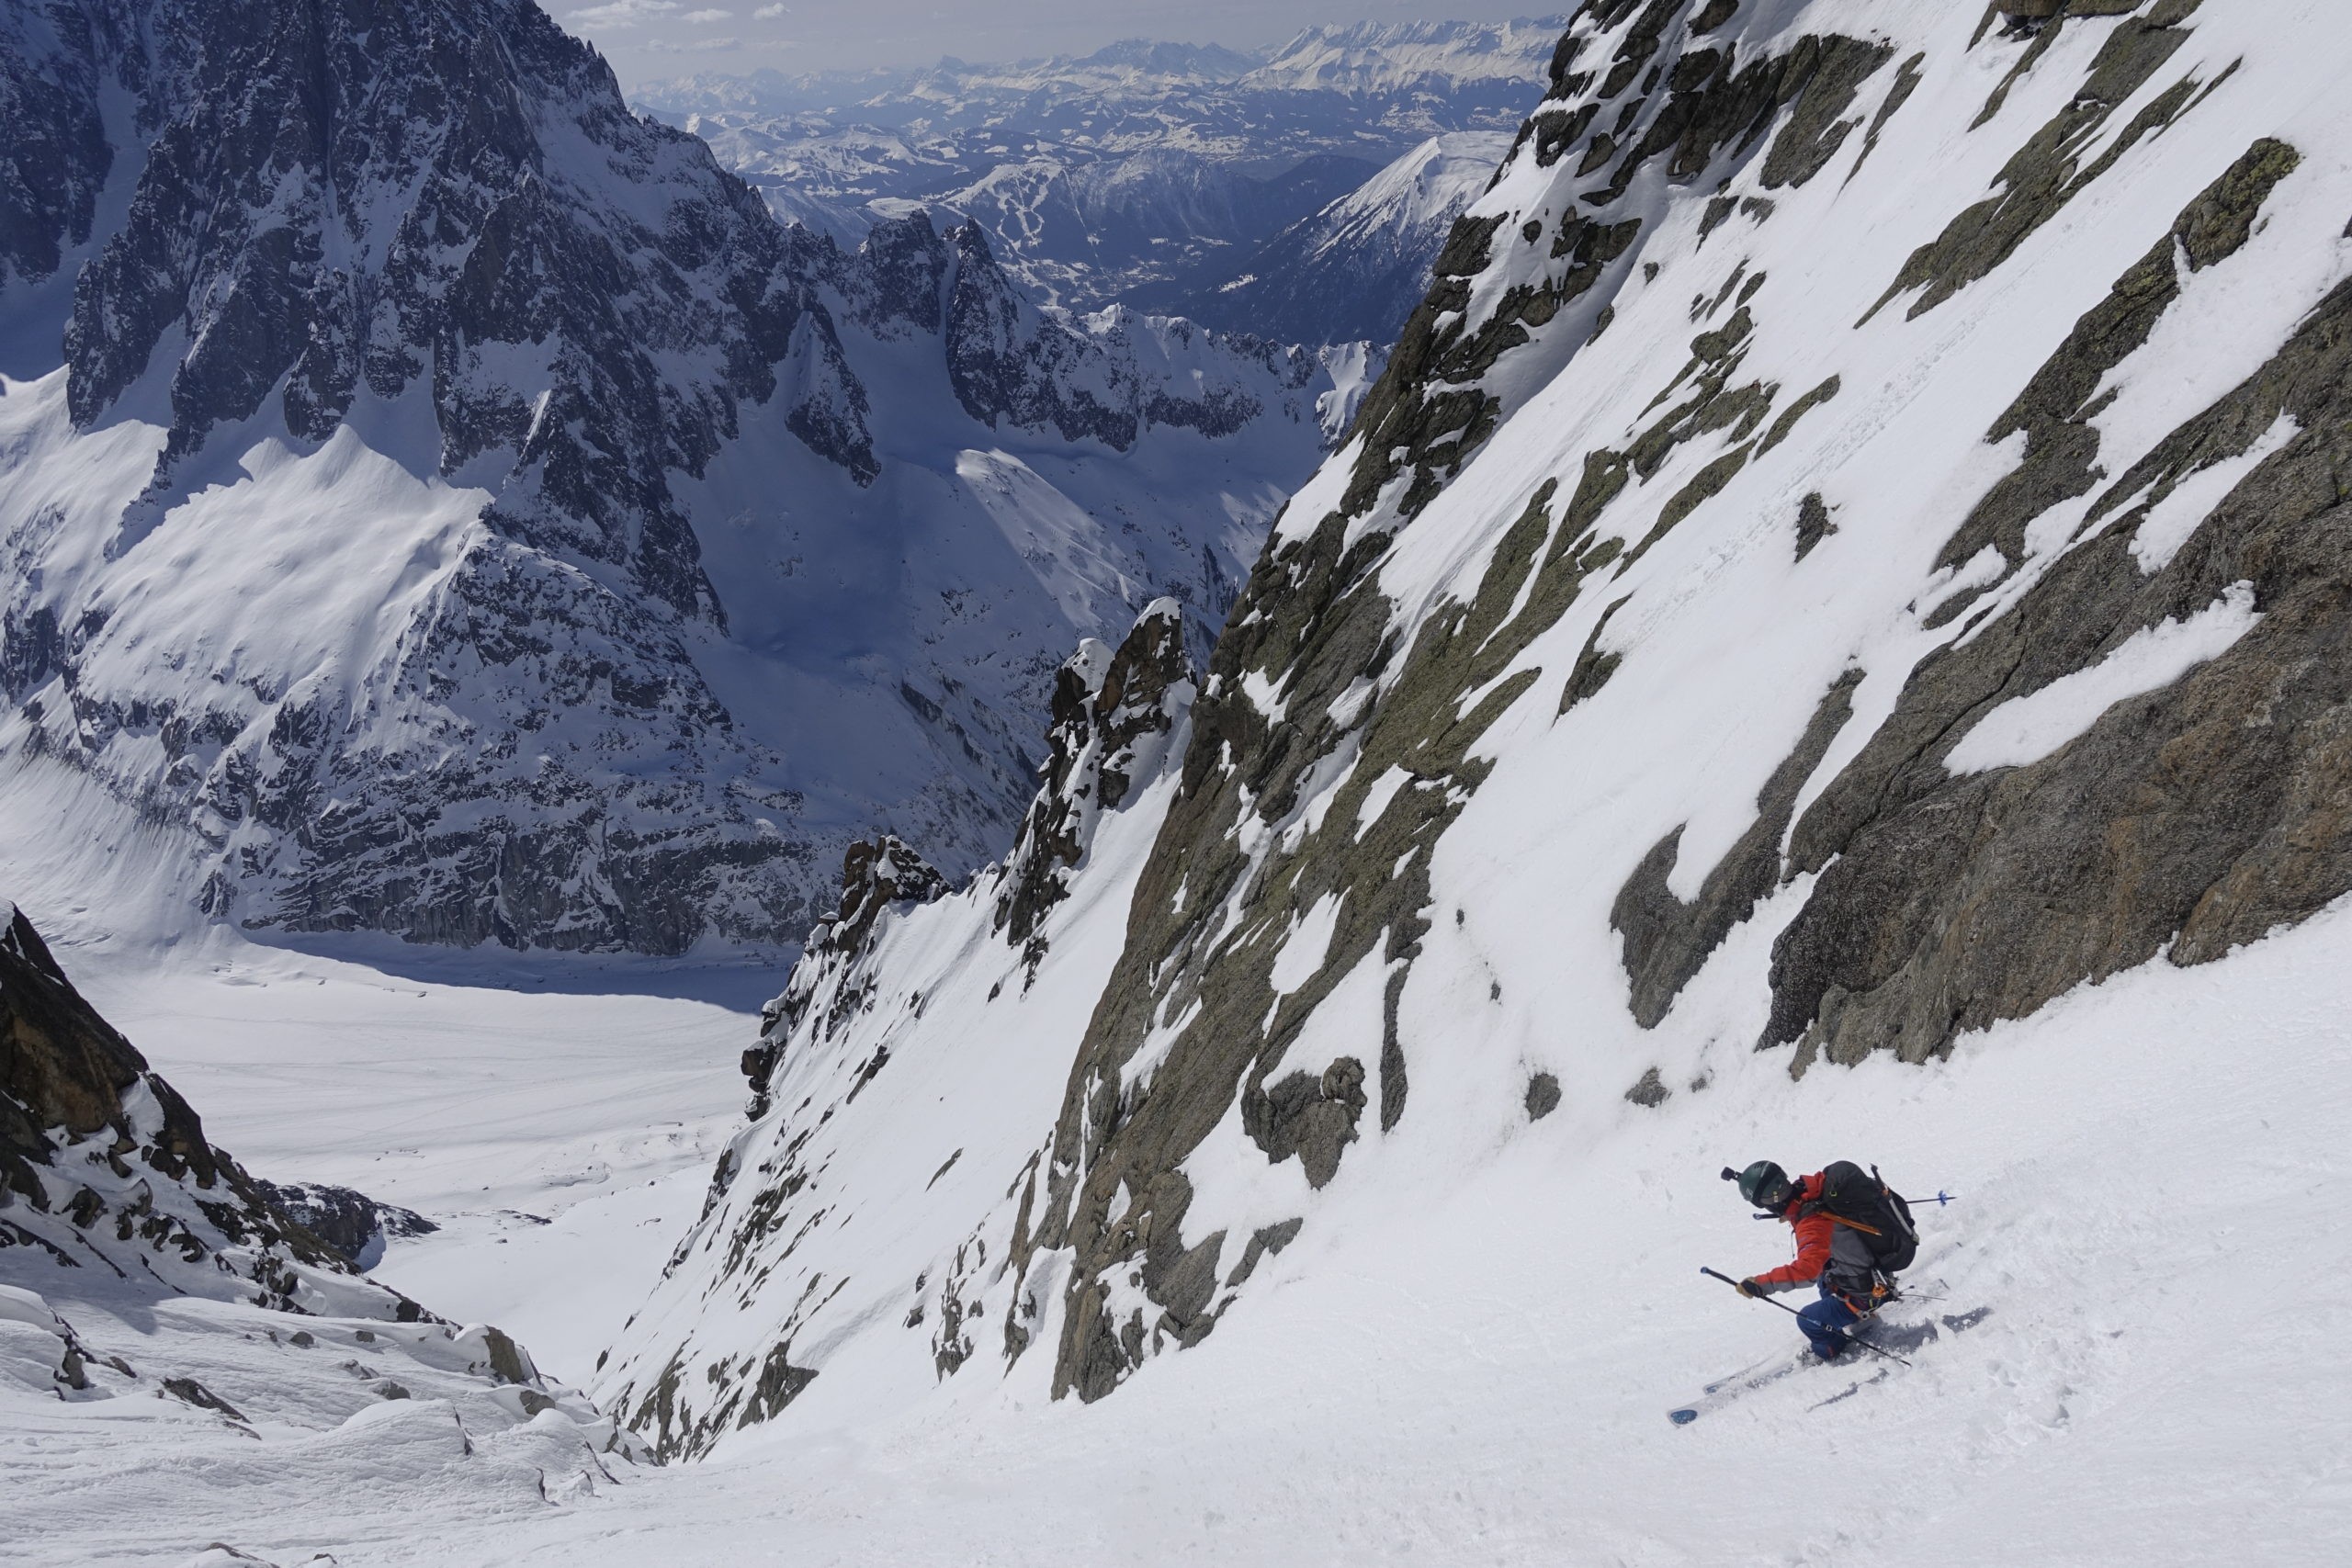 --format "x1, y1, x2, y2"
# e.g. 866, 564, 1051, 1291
1751, 1171, 1833, 1291
1750, 1170, 1888, 1303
